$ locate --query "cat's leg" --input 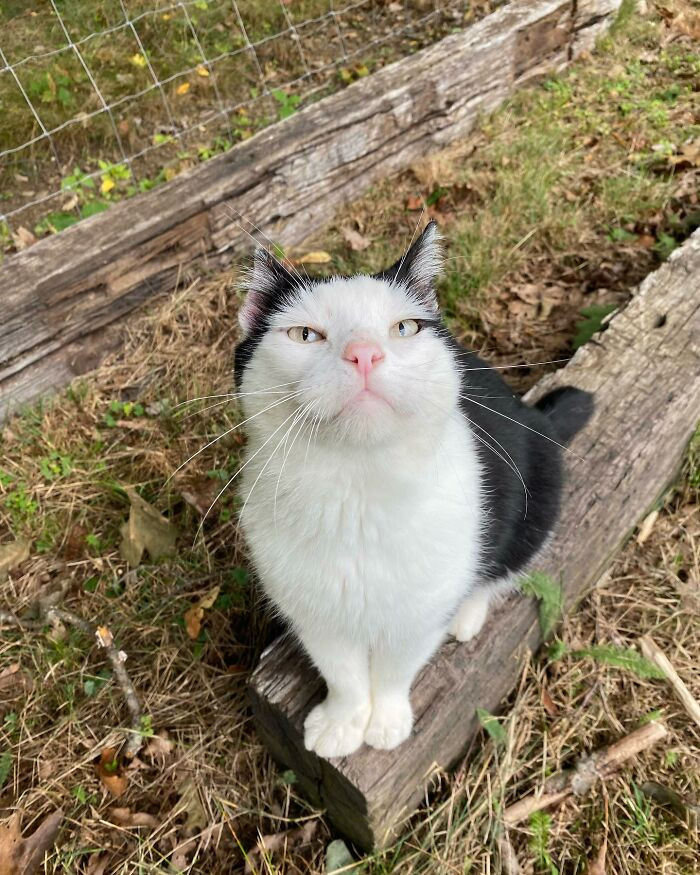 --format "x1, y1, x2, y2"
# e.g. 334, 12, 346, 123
301, 628, 371, 758
448, 586, 491, 642
364, 628, 445, 750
